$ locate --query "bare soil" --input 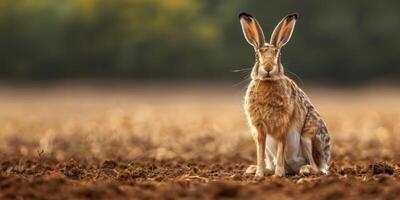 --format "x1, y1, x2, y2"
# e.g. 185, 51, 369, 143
0, 85, 399, 199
